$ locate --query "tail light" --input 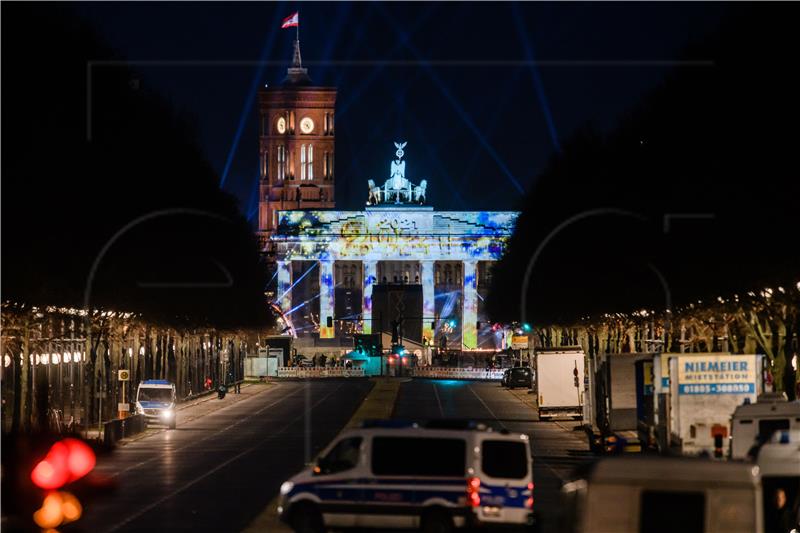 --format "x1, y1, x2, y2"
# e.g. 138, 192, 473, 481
526, 481, 534, 509
466, 476, 481, 507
